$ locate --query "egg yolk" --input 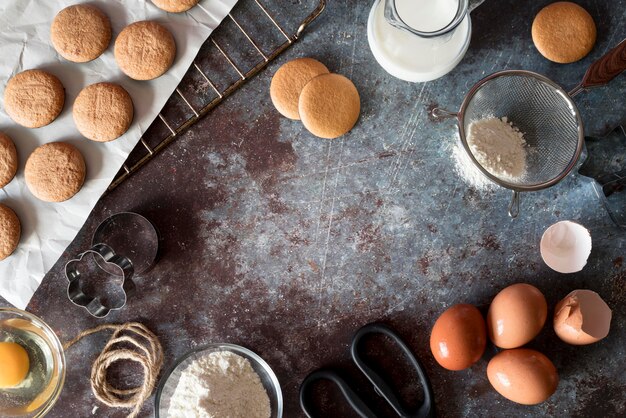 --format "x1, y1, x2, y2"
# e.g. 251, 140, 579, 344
0, 342, 30, 388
